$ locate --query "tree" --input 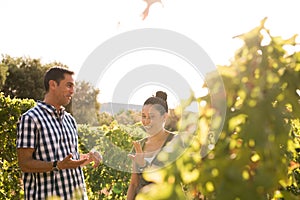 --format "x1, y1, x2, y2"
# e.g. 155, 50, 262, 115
72, 81, 101, 125
136, 18, 300, 200
0, 55, 67, 100
98, 112, 114, 126
0, 55, 103, 119
0, 62, 8, 90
